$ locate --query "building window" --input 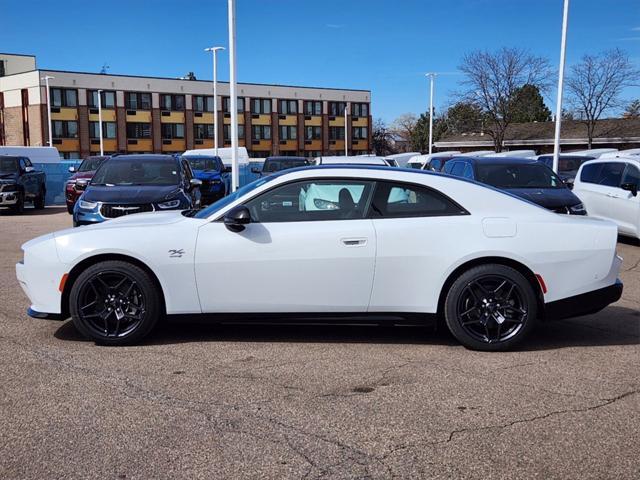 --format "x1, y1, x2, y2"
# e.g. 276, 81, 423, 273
352, 127, 368, 140
279, 125, 297, 141
329, 102, 346, 116
88, 90, 115, 109
60, 152, 81, 159
89, 122, 117, 139
193, 95, 214, 112
194, 124, 215, 139
222, 96, 245, 113
304, 101, 322, 116
279, 99, 297, 115
251, 125, 271, 140
329, 126, 345, 141
304, 150, 321, 158
250, 150, 271, 159
305, 126, 321, 140
161, 123, 185, 139
126, 122, 151, 139
125, 92, 151, 110
52, 120, 78, 138
223, 124, 245, 140
50, 88, 77, 108
251, 98, 271, 114
160, 94, 185, 111
352, 103, 368, 117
